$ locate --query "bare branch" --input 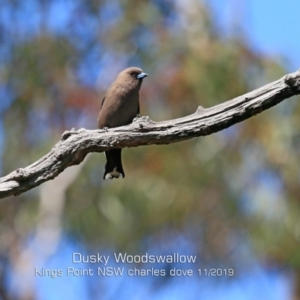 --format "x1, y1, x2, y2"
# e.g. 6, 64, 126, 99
1, 69, 300, 199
